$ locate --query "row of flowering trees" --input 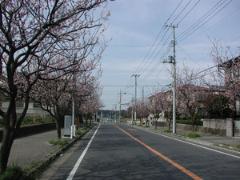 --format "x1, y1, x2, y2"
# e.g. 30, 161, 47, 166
128, 60, 236, 129
0, 0, 107, 173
